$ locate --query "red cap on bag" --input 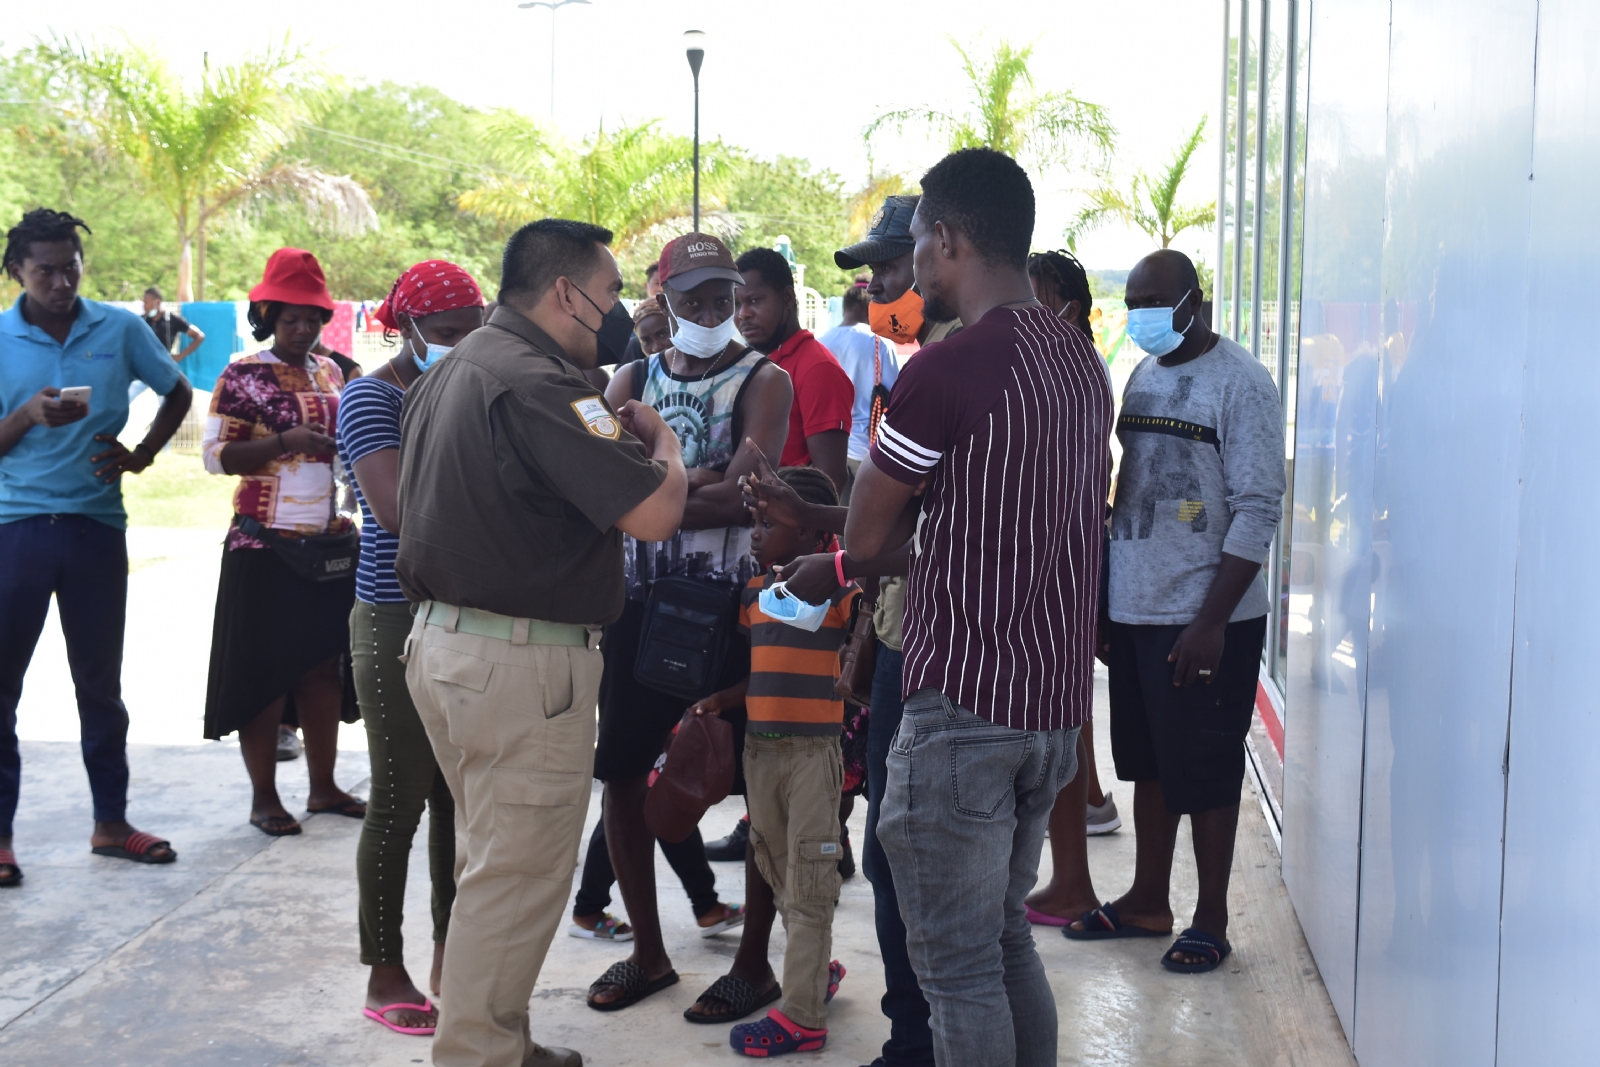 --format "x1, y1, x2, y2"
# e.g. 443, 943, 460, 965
248, 248, 336, 311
